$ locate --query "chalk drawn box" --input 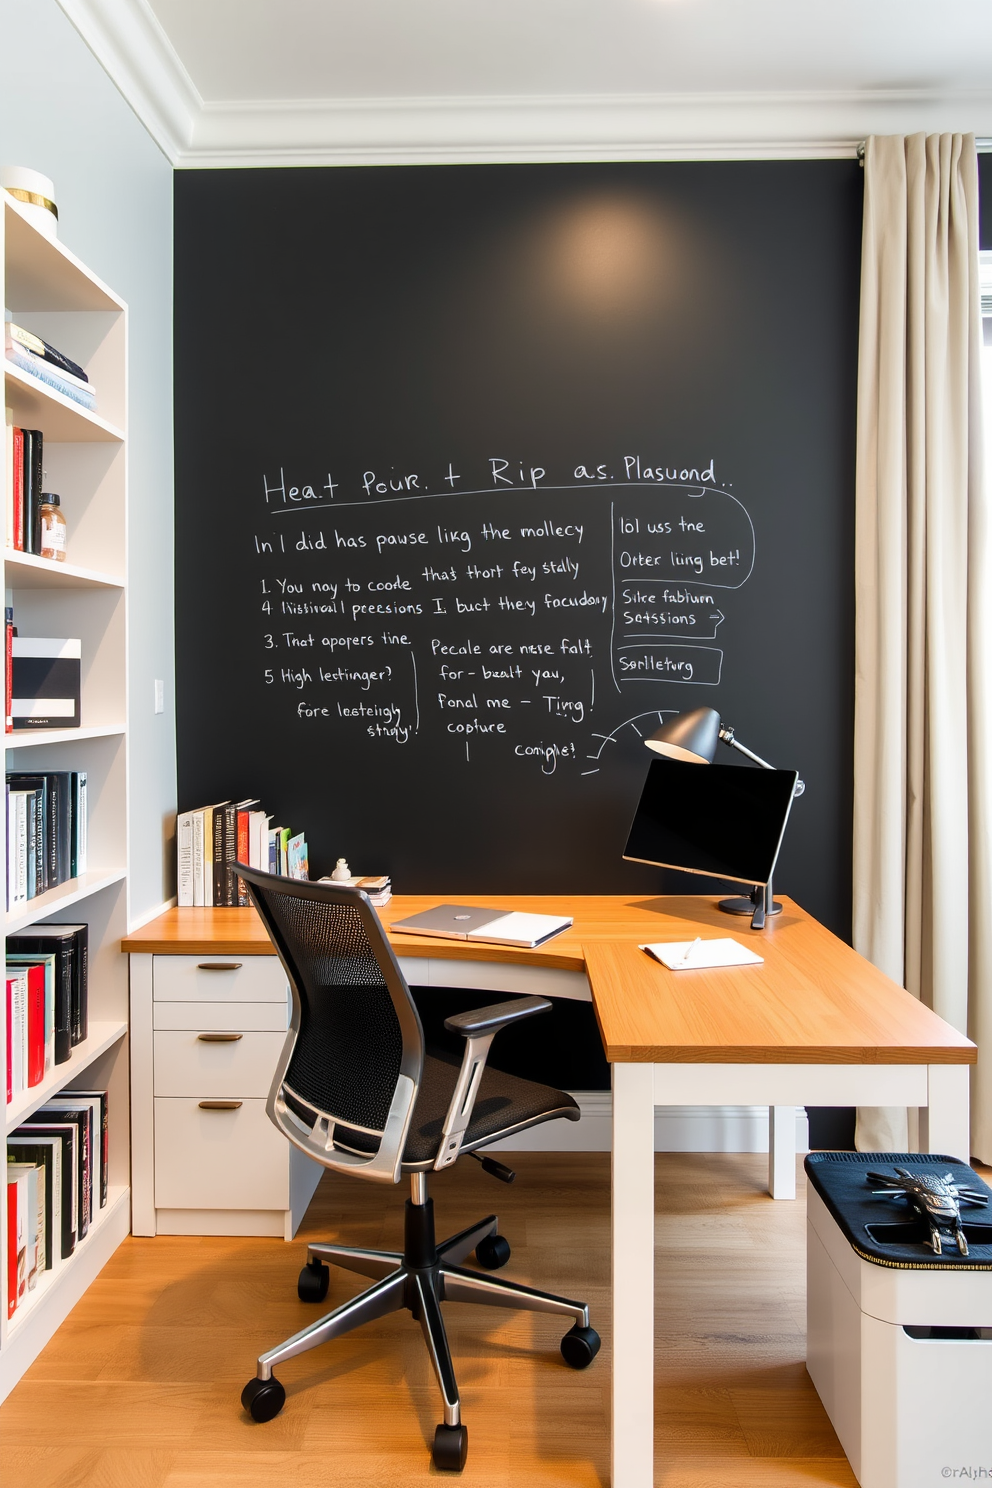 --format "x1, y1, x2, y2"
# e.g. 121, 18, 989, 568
11, 637, 81, 729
